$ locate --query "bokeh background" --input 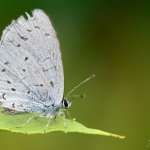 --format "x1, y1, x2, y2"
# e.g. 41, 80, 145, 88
0, 0, 150, 150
